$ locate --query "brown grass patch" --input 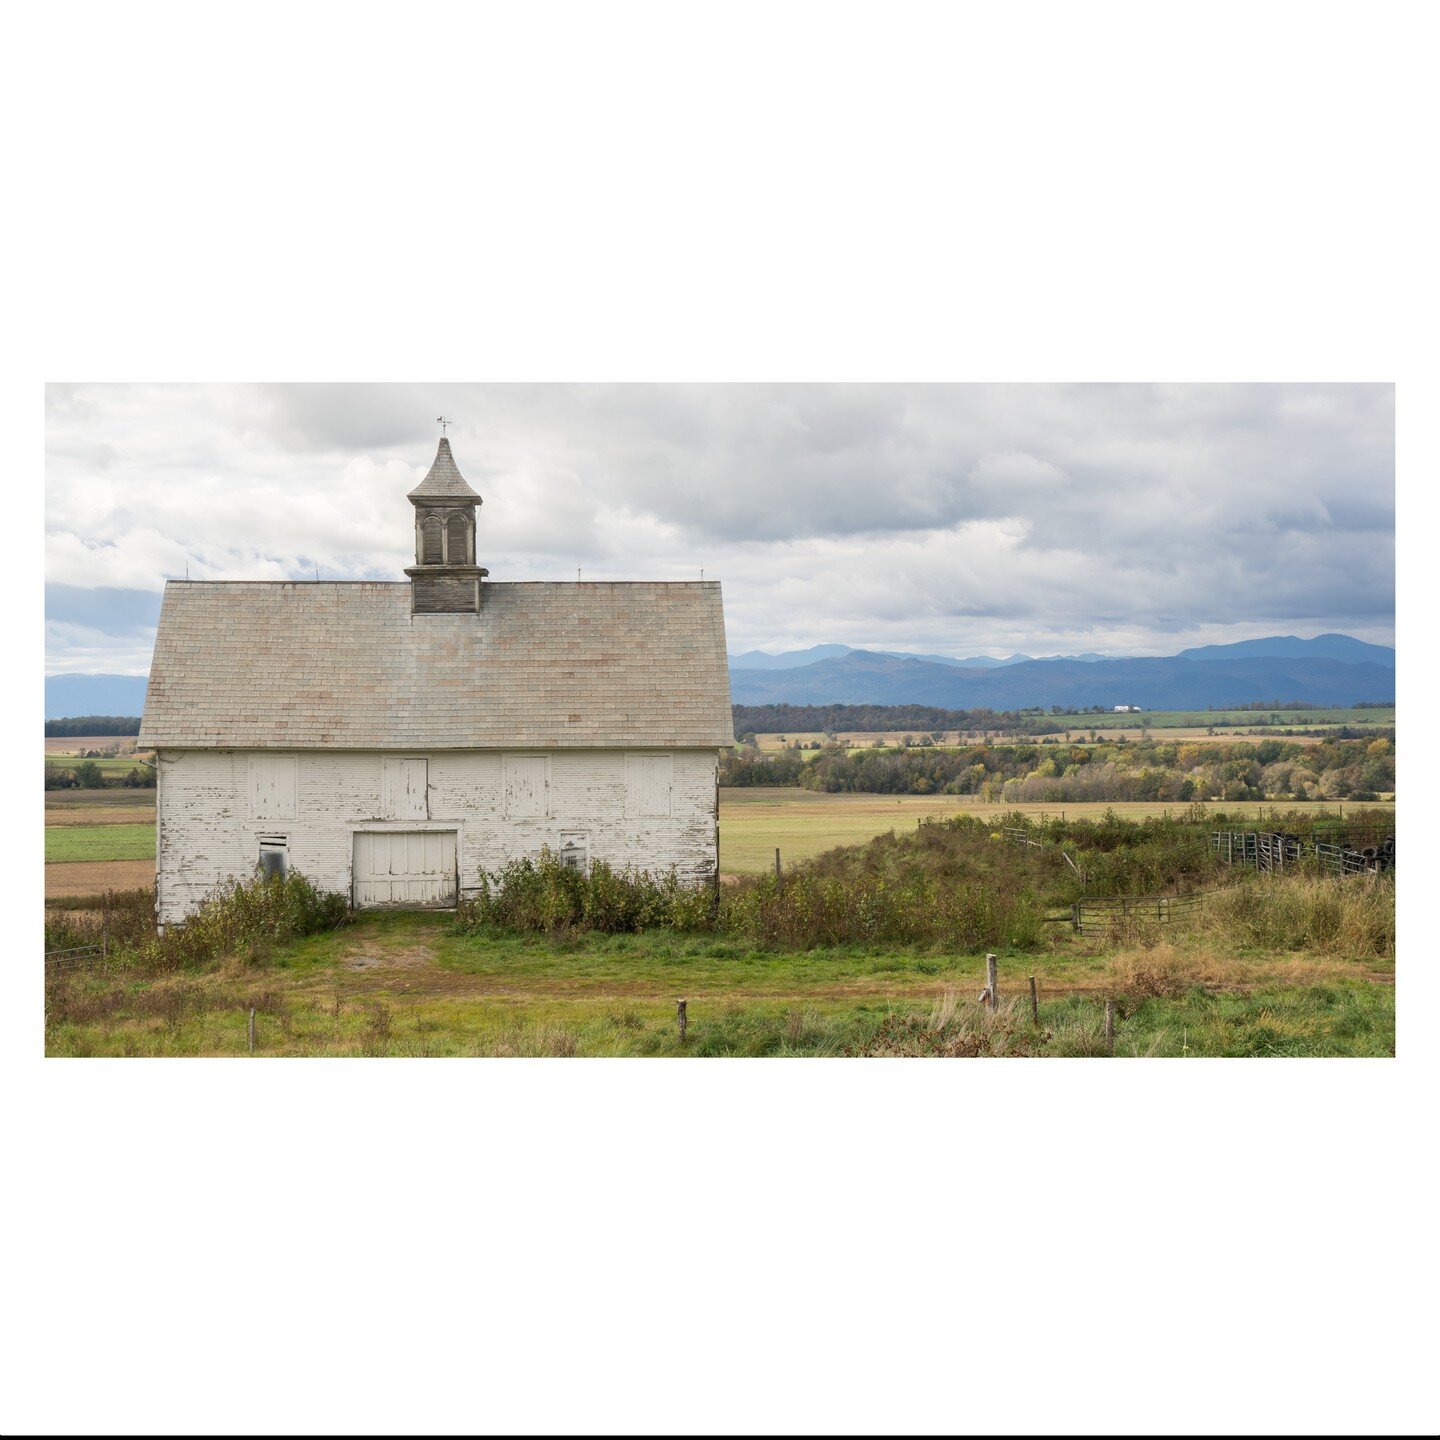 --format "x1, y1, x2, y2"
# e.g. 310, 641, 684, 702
46, 860, 154, 900
46, 807, 157, 828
